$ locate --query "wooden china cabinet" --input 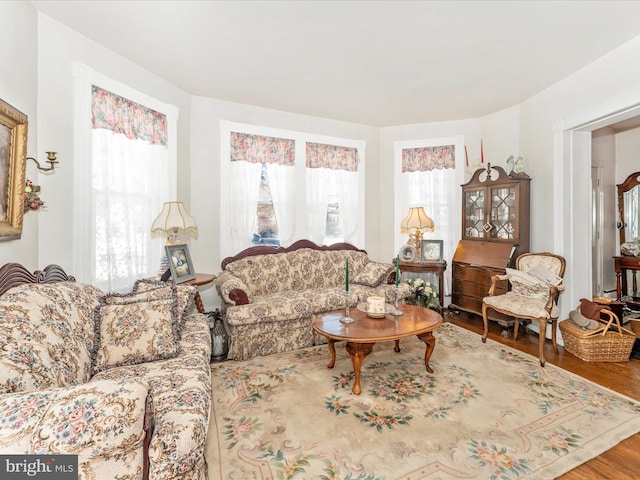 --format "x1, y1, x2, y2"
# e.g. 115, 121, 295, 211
449, 164, 531, 325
